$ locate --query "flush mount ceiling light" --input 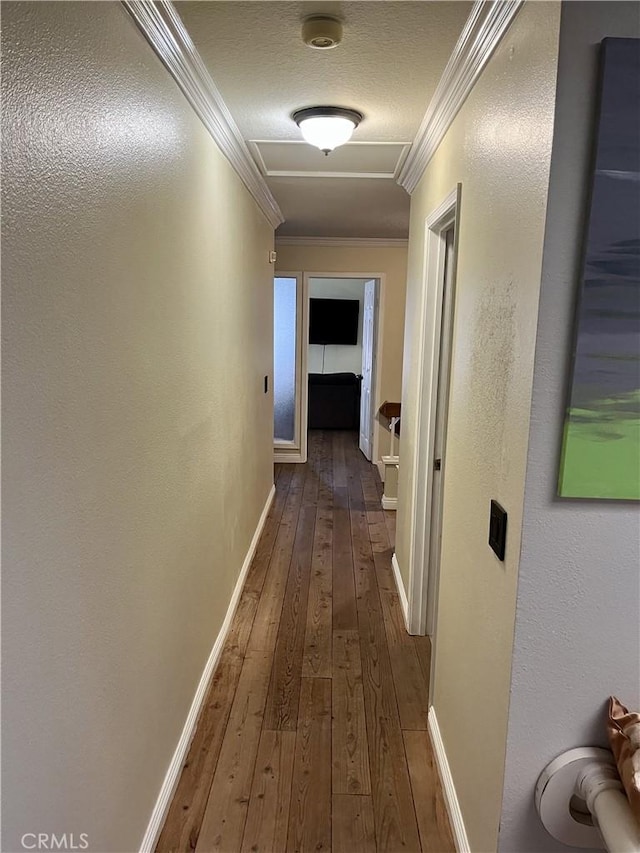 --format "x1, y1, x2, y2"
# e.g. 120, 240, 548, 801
293, 107, 363, 155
